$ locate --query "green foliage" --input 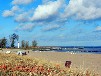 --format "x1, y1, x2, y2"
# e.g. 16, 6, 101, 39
11, 39, 14, 48
9, 33, 19, 48
25, 41, 29, 49
21, 40, 25, 48
32, 40, 37, 47
0, 37, 7, 48
21, 40, 29, 49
